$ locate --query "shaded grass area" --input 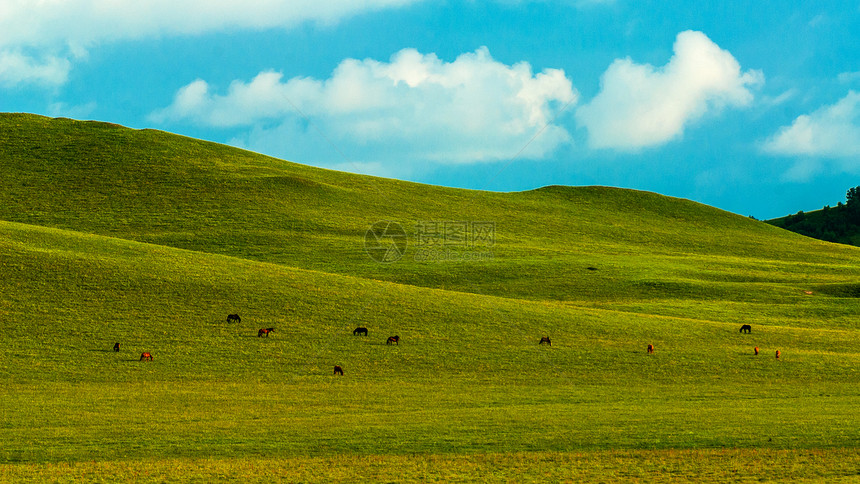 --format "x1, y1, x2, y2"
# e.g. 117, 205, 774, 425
4, 449, 860, 483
